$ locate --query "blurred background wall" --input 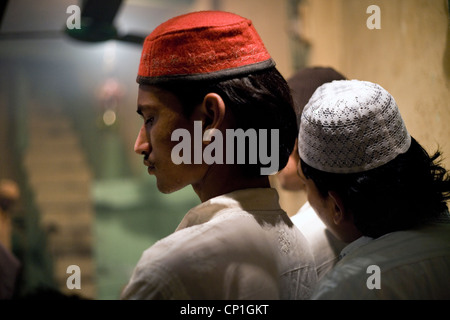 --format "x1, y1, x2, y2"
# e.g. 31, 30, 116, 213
0, 0, 448, 299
